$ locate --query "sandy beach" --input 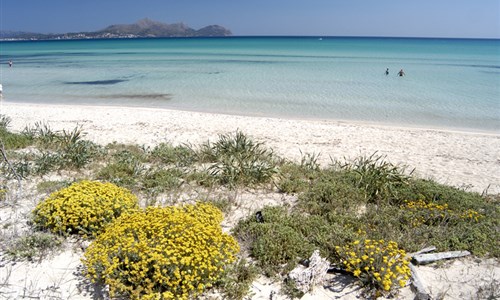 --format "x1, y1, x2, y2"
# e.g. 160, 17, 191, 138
2, 102, 499, 194
1, 101, 500, 299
